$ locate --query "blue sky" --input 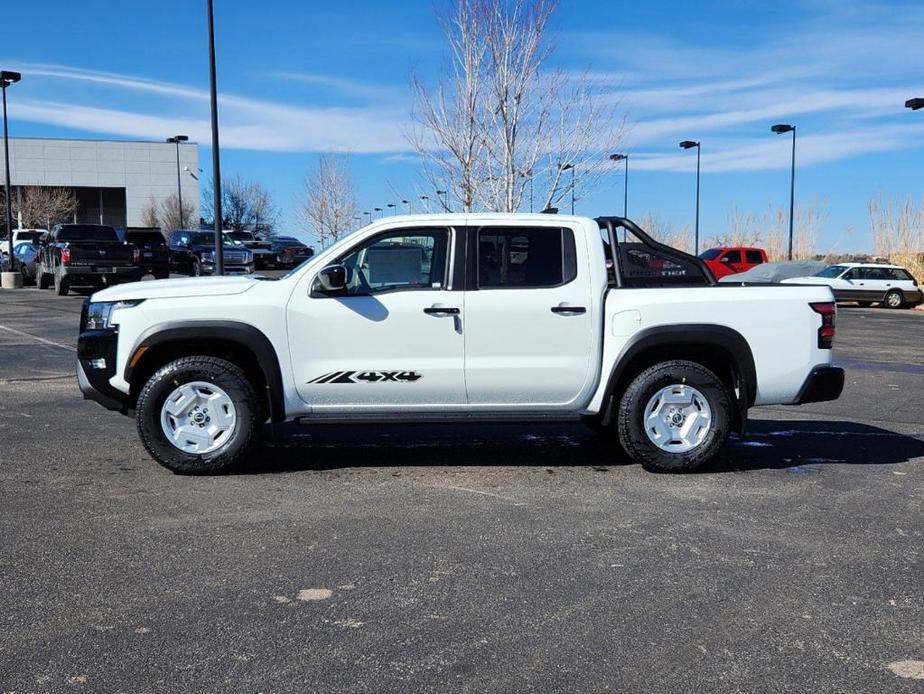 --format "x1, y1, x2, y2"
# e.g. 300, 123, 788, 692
3, 0, 923, 251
